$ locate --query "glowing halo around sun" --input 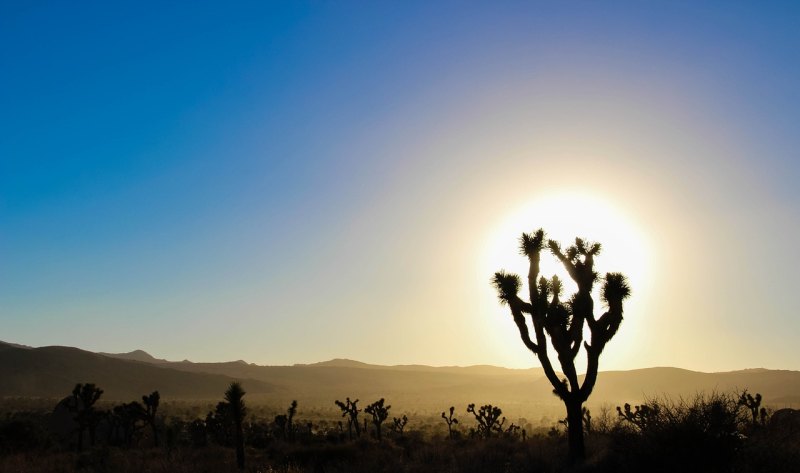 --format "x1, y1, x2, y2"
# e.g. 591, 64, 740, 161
481, 192, 650, 301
